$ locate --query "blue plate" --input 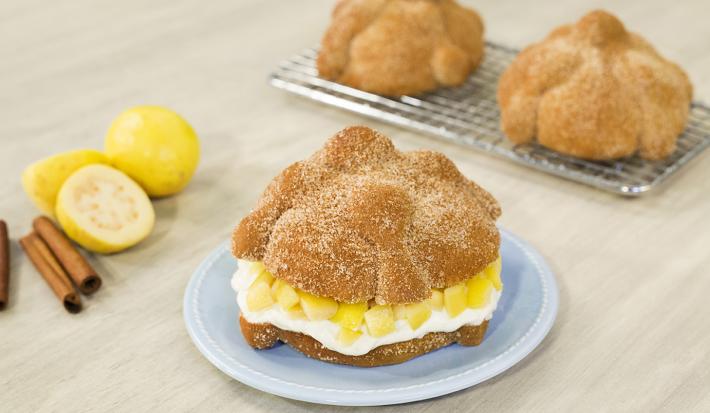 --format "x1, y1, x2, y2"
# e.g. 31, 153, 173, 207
183, 228, 558, 406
